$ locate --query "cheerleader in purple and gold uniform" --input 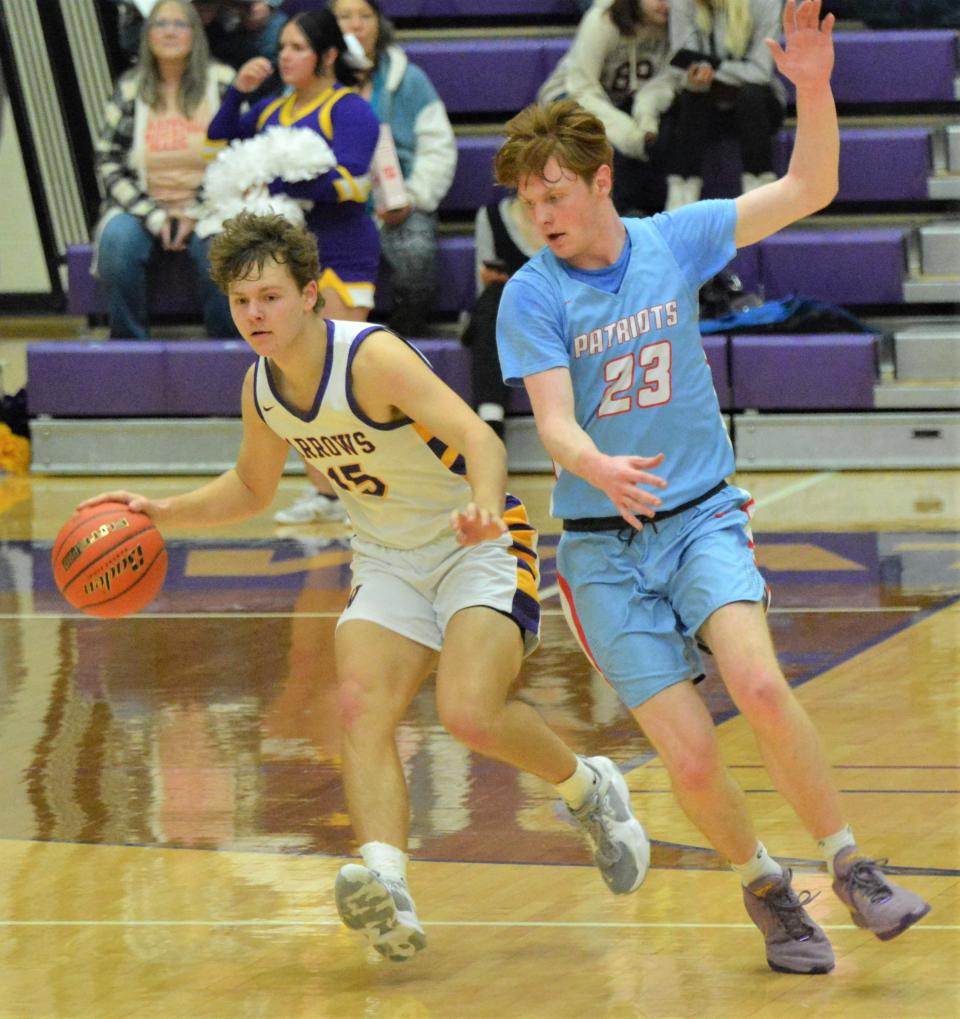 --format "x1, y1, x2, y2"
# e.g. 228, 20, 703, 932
207, 8, 380, 322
